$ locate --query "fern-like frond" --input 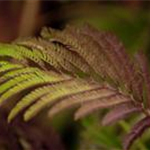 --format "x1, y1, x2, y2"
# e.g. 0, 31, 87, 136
15, 38, 93, 75
123, 116, 150, 150
0, 43, 45, 68
75, 93, 132, 120
41, 27, 119, 83
135, 52, 150, 108
8, 79, 94, 122
0, 44, 24, 60
48, 85, 117, 117
0, 24, 150, 150
102, 102, 142, 125
0, 62, 70, 106
23, 80, 100, 121
0, 61, 23, 74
